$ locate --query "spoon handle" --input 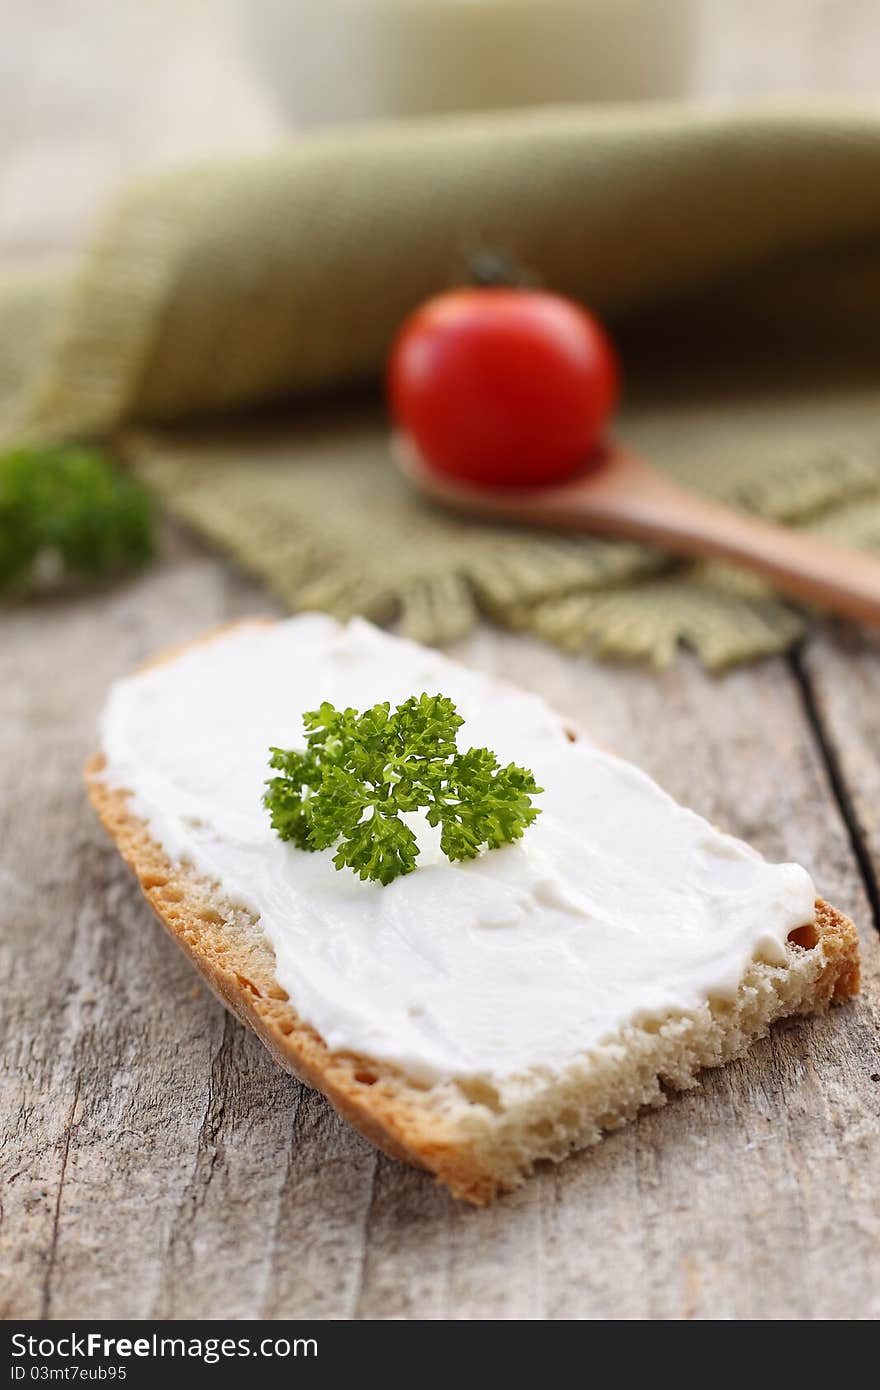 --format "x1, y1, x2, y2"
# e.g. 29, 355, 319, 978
396, 434, 880, 628
567, 450, 880, 627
